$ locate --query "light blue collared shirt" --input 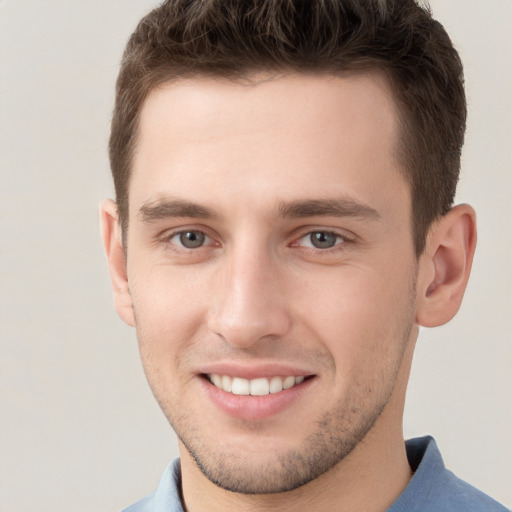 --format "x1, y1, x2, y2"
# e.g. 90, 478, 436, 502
122, 437, 509, 511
